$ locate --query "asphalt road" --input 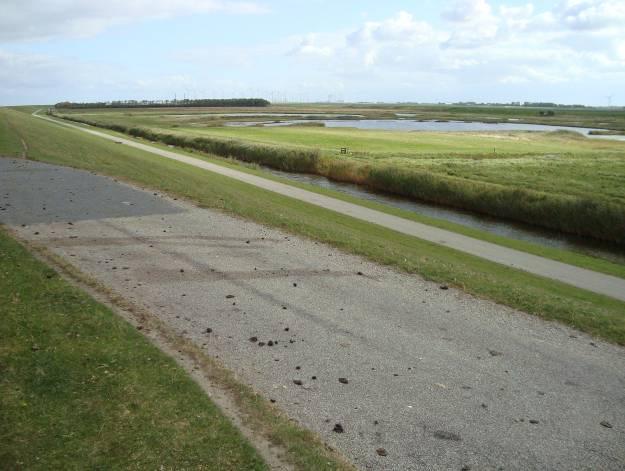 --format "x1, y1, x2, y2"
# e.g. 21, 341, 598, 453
2, 157, 624, 470
34, 111, 625, 302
